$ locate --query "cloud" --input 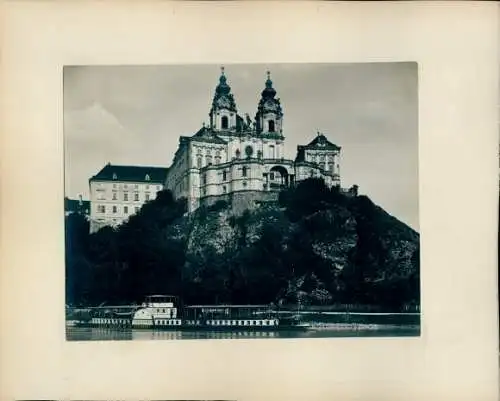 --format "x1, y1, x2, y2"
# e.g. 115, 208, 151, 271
64, 102, 140, 198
